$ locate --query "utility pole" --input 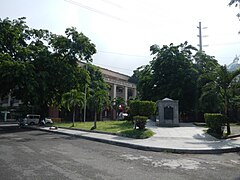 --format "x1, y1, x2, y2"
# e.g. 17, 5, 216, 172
197, 22, 208, 52
195, 22, 208, 122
